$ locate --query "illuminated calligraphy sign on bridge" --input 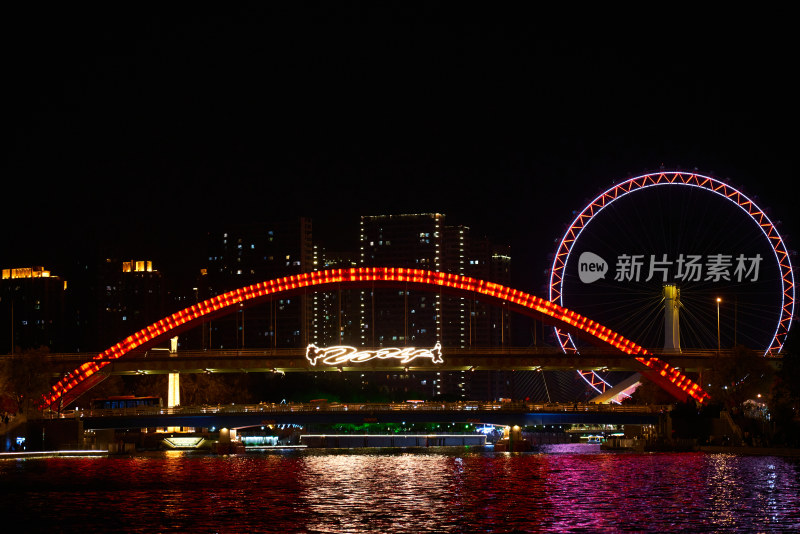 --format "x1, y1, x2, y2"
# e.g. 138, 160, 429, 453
305, 343, 443, 366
